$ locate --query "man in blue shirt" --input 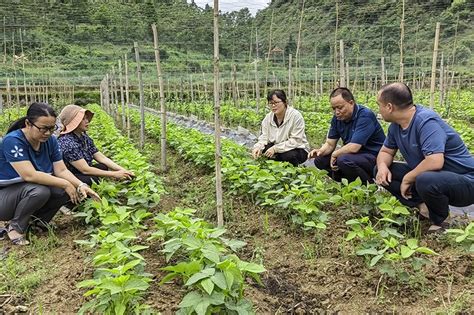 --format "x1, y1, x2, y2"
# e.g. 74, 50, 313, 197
308, 87, 386, 184
375, 83, 474, 233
